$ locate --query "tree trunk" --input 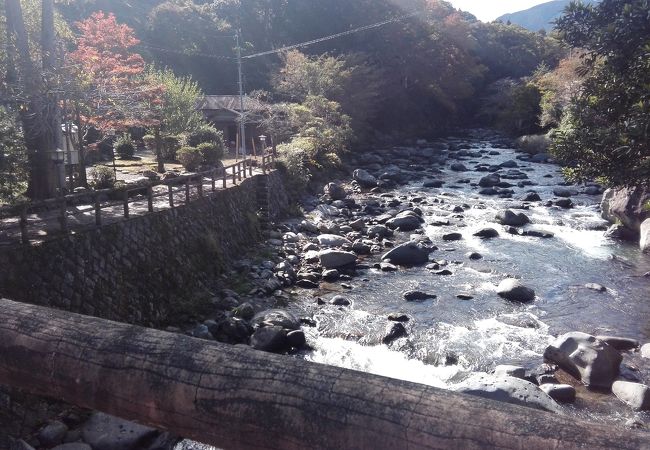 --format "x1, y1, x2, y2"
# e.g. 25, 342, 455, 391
75, 104, 88, 187
0, 297, 647, 450
154, 126, 164, 173
4, 0, 56, 199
